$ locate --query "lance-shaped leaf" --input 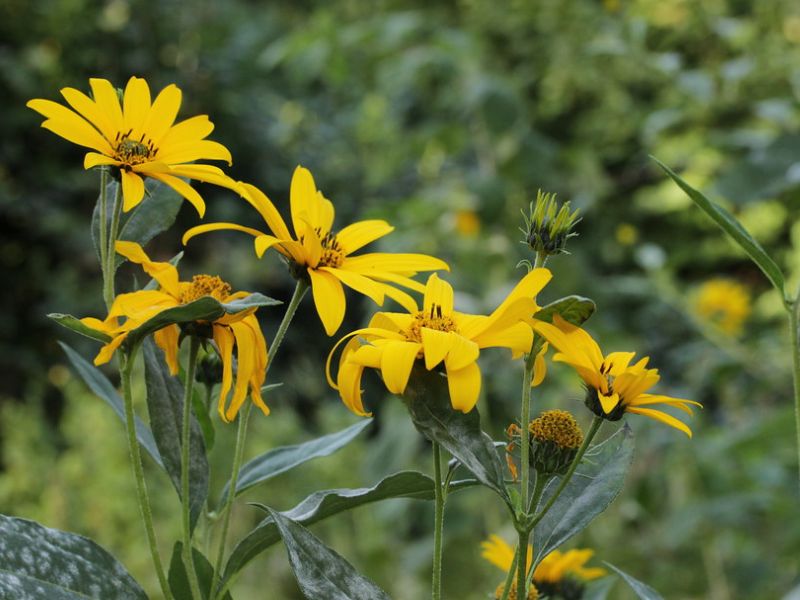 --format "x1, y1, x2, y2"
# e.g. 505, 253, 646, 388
143, 339, 209, 532
531, 425, 634, 567
0, 514, 147, 599
653, 157, 786, 299
58, 341, 163, 468
402, 367, 508, 501
266, 508, 390, 600
583, 576, 618, 600
223, 471, 478, 581
167, 542, 232, 600
49, 314, 112, 343
218, 419, 373, 506
534, 295, 596, 327
124, 293, 280, 350
604, 563, 664, 600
